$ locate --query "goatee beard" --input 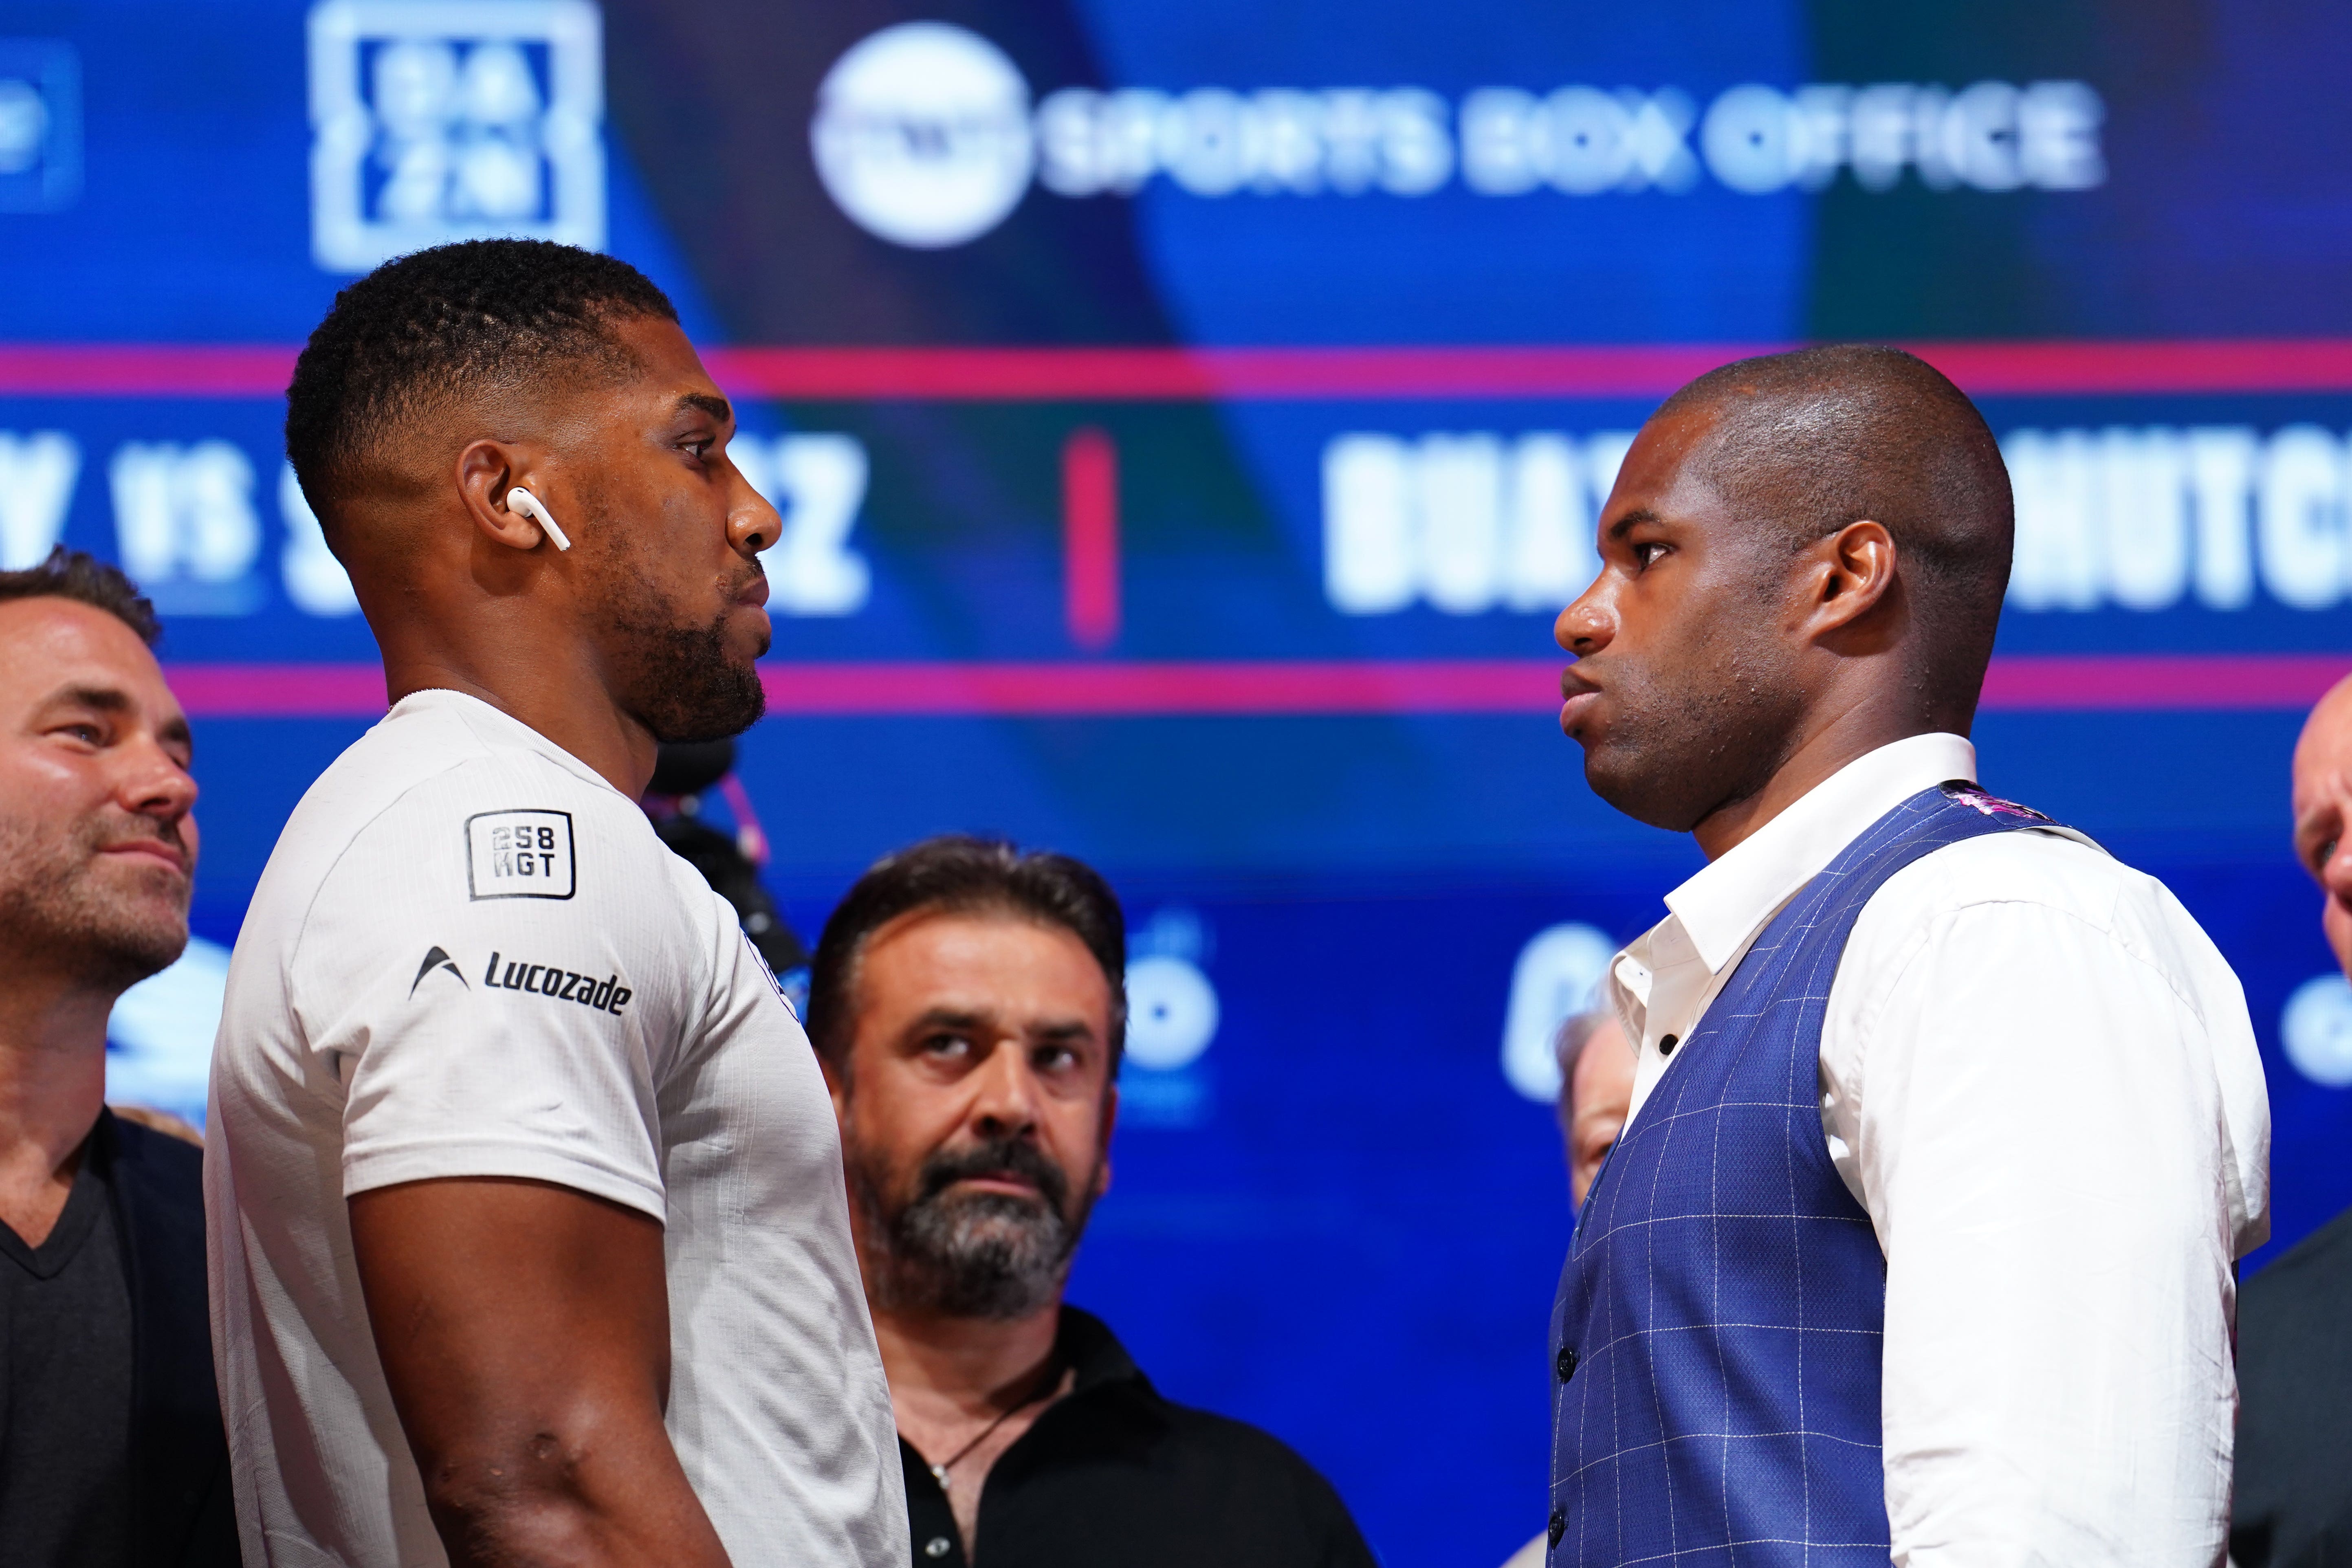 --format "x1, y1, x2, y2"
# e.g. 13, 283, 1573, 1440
850, 1133, 1099, 1321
